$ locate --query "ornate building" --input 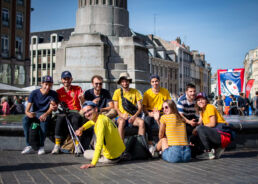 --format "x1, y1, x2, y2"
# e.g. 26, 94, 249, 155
0, 0, 30, 87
